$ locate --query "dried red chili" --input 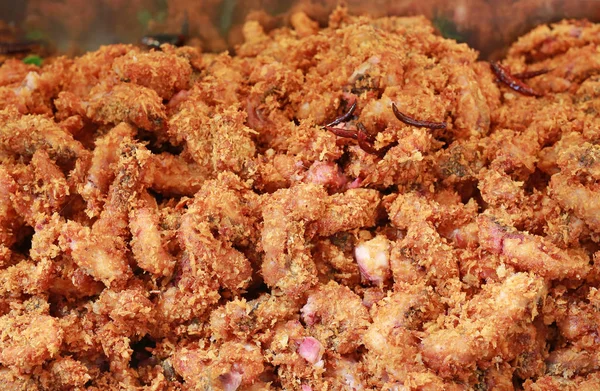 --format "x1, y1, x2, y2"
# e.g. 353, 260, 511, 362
391, 103, 447, 129
491, 61, 542, 97
356, 129, 379, 155
325, 126, 358, 139
323, 101, 384, 156
513, 68, 551, 80
325, 101, 357, 127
